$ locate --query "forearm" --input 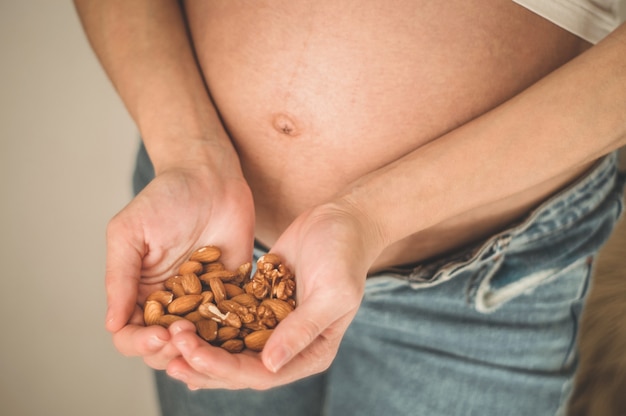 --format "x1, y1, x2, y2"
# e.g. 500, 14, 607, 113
74, 0, 238, 175
340, 23, 626, 252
